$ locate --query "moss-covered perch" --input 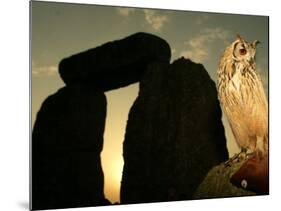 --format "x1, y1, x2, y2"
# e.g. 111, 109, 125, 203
193, 158, 256, 199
